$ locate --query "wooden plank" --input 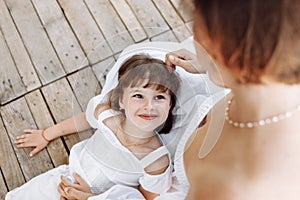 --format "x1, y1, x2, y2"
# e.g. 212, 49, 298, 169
150, 30, 178, 42
0, 29, 26, 105
25, 90, 68, 167
67, 67, 102, 110
0, 168, 8, 199
67, 67, 101, 139
41, 78, 91, 151
31, 0, 88, 73
0, 0, 40, 93
5, 0, 65, 84
173, 24, 192, 42
170, 0, 193, 22
57, 0, 113, 64
151, 0, 192, 41
127, 0, 169, 37
152, 0, 185, 28
0, 115, 24, 190
92, 57, 116, 87
85, 0, 134, 54
110, 0, 147, 42
186, 21, 193, 33
0, 98, 53, 182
